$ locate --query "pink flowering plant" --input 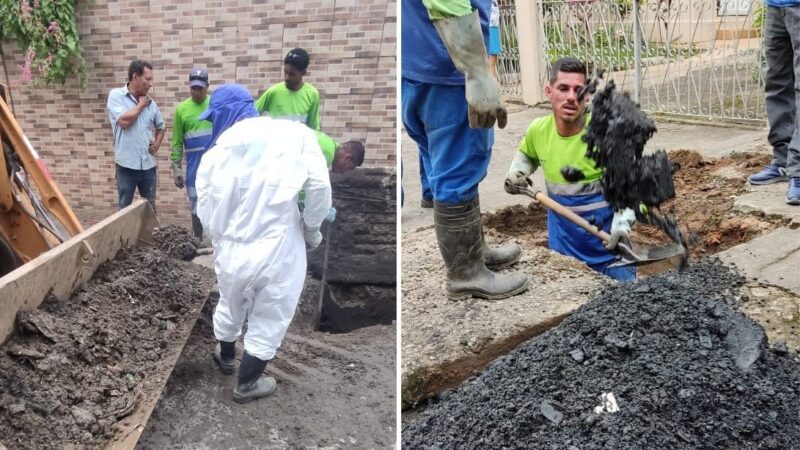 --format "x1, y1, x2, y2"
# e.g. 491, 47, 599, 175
1, 0, 87, 87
